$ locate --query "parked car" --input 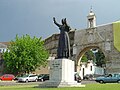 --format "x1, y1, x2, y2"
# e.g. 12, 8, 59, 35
38, 74, 49, 81
0, 74, 15, 81
95, 73, 120, 83
14, 74, 24, 80
18, 74, 38, 82
74, 73, 81, 83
